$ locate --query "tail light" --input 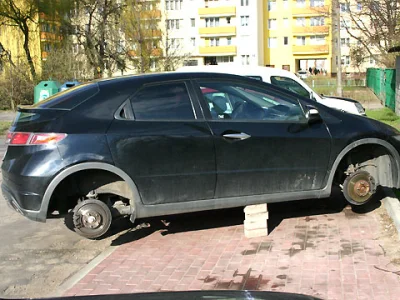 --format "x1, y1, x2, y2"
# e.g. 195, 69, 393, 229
6, 132, 67, 145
